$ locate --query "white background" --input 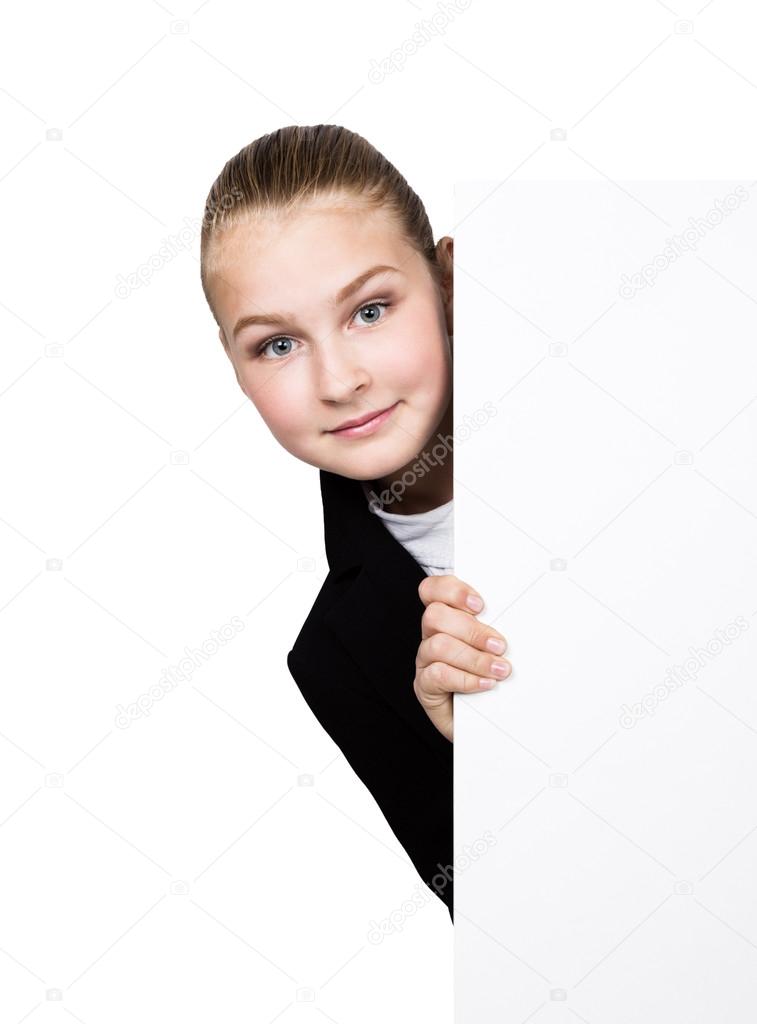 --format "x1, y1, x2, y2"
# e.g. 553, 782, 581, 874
1, 2, 757, 1022
455, 179, 757, 1021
